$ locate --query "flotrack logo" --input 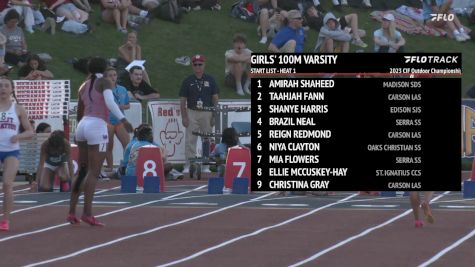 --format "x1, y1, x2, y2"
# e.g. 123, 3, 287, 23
430, 13, 455, 21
